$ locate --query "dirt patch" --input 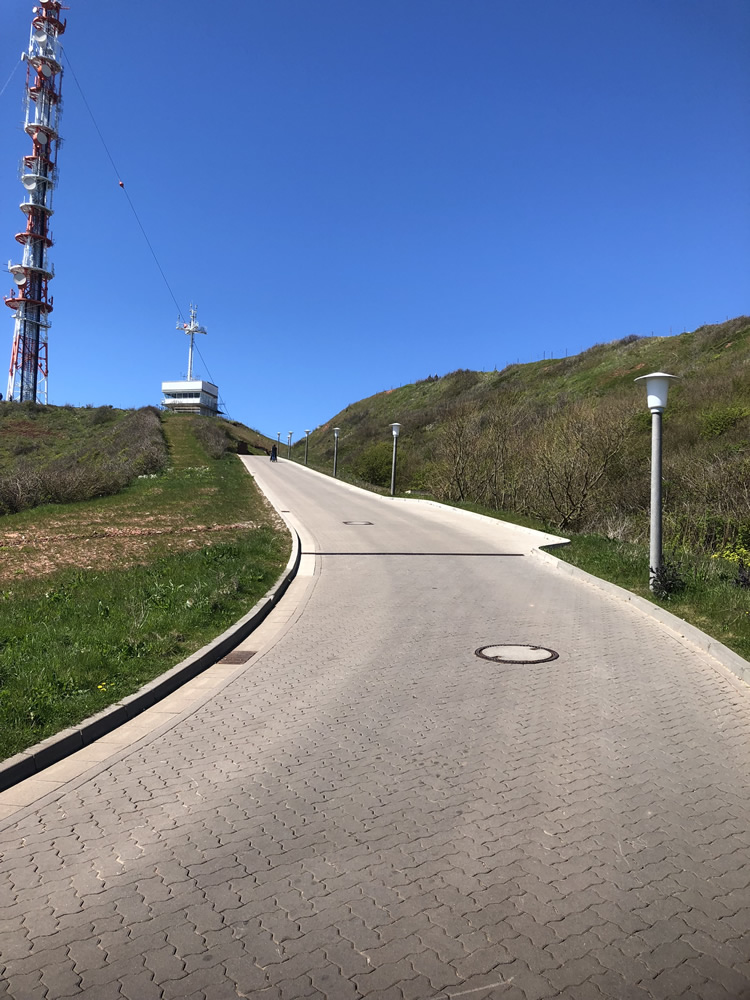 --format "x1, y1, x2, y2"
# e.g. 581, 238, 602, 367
0, 521, 261, 584
2, 421, 61, 438
608, 362, 647, 379
1, 521, 259, 547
